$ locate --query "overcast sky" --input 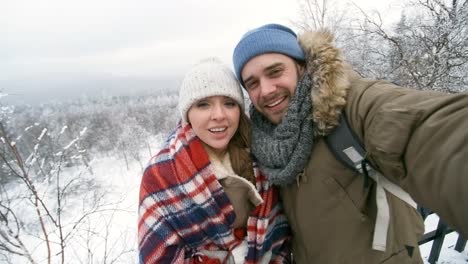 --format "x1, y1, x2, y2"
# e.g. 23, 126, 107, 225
1, 0, 404, 104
